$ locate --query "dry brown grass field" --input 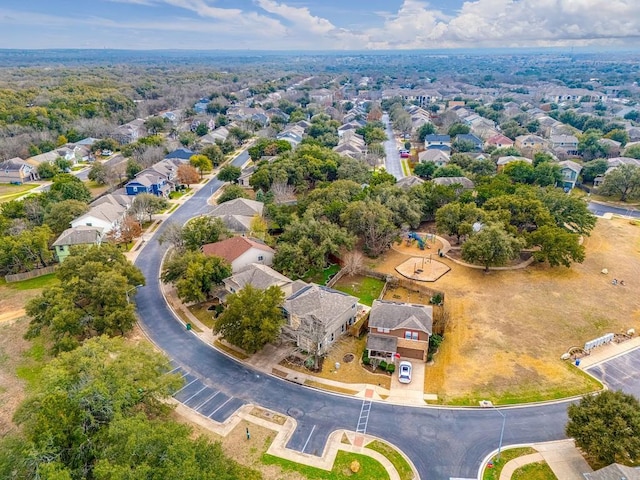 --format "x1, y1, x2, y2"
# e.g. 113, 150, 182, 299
372, 218, 640, 404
